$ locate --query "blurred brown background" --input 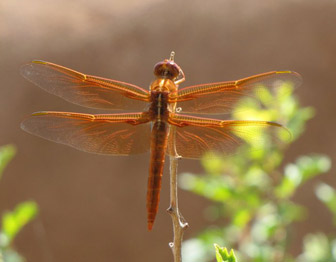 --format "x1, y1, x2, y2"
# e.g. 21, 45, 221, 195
1, 0, 335, 261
